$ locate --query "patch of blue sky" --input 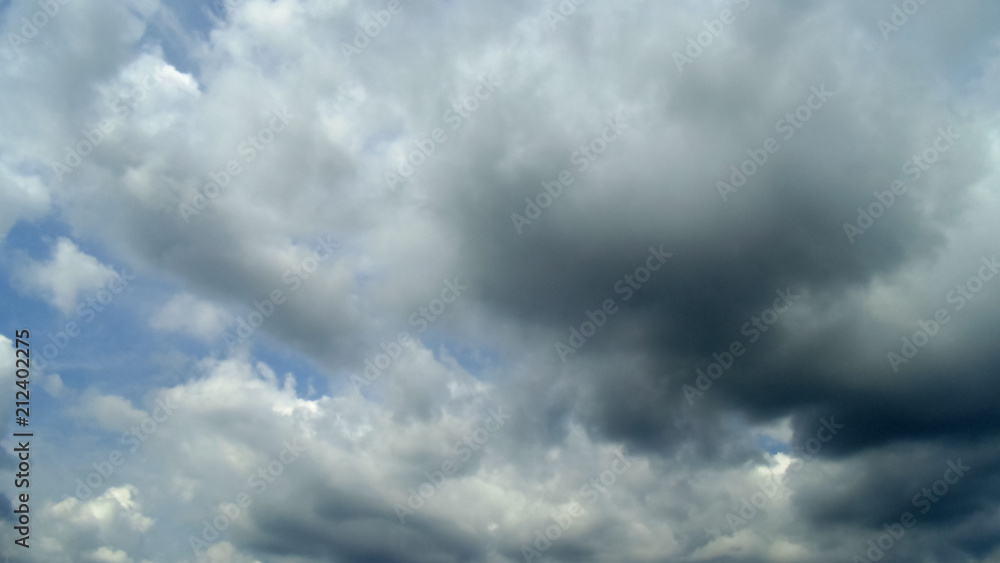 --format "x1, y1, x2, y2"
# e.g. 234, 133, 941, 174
757, 433, 789, 456
416, 332, 500, 381
251, 335, 335, 400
